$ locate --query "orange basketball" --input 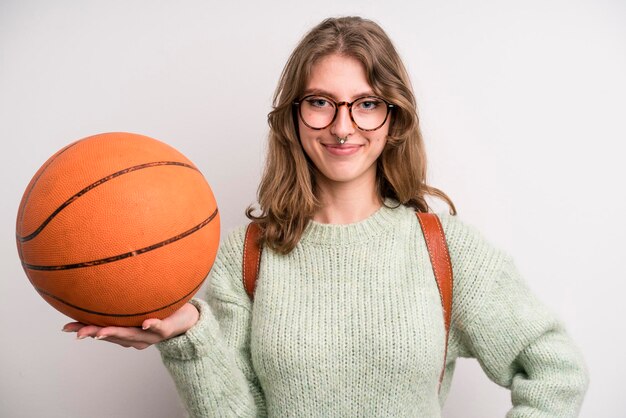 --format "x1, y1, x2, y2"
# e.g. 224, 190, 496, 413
16, 132, 220, 327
